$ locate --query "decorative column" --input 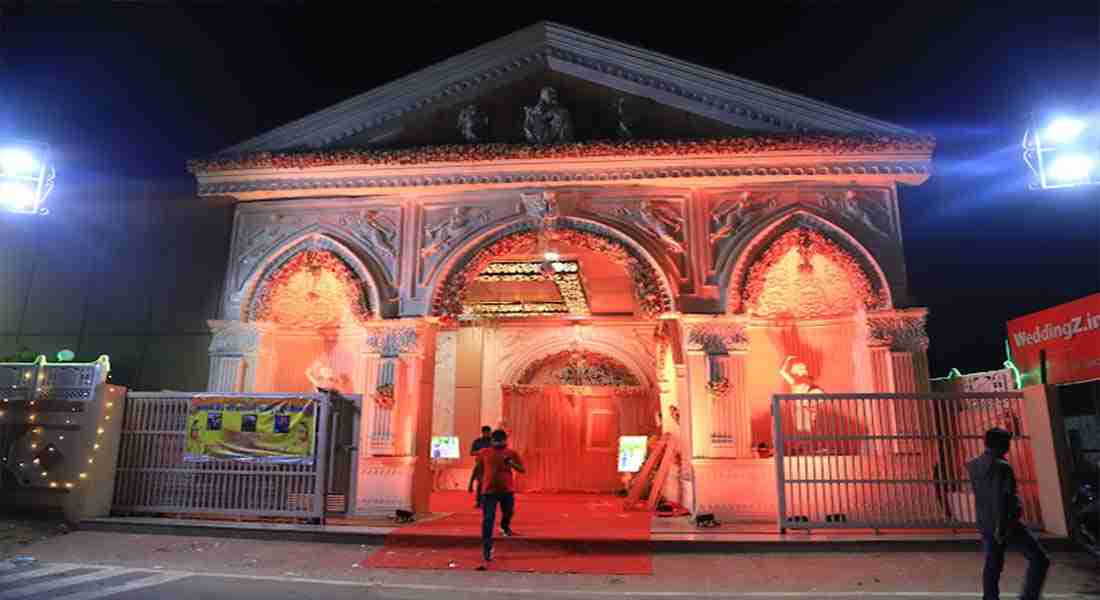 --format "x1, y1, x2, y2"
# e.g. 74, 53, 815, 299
866, 309, 931, 452
206, 320, 276, 392
355, 320, 437, 517
684, 321, 751, 458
